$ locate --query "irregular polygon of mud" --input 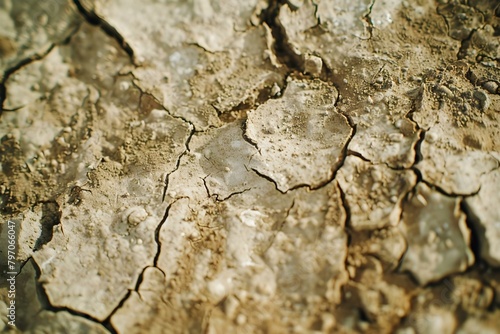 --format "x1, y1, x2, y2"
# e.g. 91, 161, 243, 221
246, 78, 352, 192
337, 156, 416, 230
346, 96, 420, 168
264, 183, 347, 297
91, 0, 284, 129
465, 169, 500, 266
110, 267, 177, 334
399, 183, 474, 285
0, 0, 81, 79
416, 107, 500, 195
32, 108, 191, 320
